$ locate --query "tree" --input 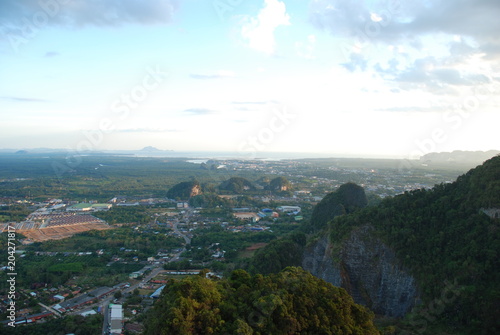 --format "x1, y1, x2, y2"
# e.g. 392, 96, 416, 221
145, 267, 379, 335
